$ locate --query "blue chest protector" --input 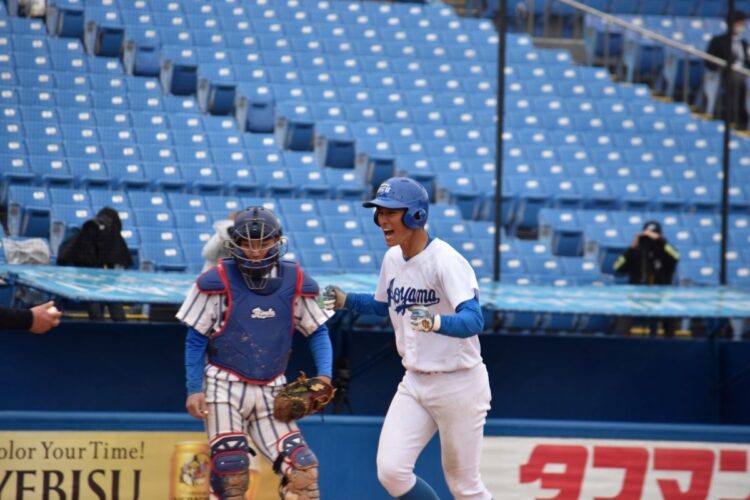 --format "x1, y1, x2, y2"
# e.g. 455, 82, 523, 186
198, 259, 316, 383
